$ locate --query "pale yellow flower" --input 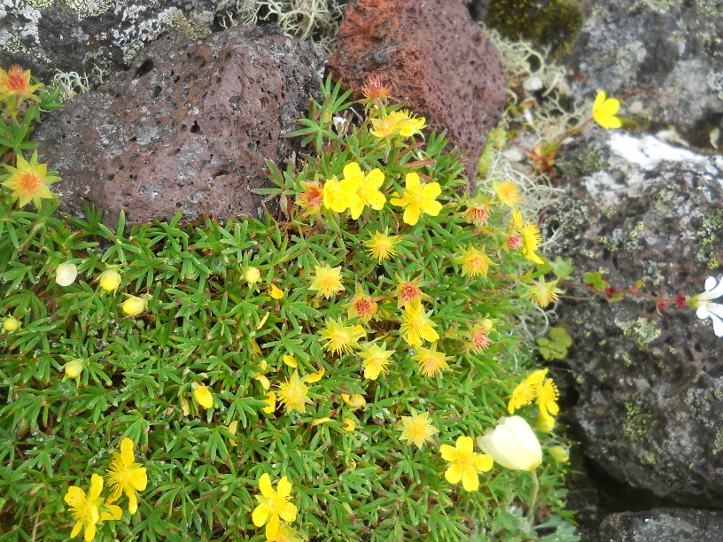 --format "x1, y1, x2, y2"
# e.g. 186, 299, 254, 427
277, 371, 312, 414
454, 247, 494, 278
358, 342, 395, 380
412, 343, 451, 377
64, 359, 84, 378
397, 409, 439, 449
56, 263, 78, 287
508, 369, 547, 414
122, 296, 147, 316
493, 179, 522, 209
319, 318, 364, 356
244, 267, 261, 284
1, 150, 60, 209
366, 231, 400, 263
518, 222, 545, 264
2, 316, 20, 332
309, 265, 344, 299
399, 303, 439, 347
